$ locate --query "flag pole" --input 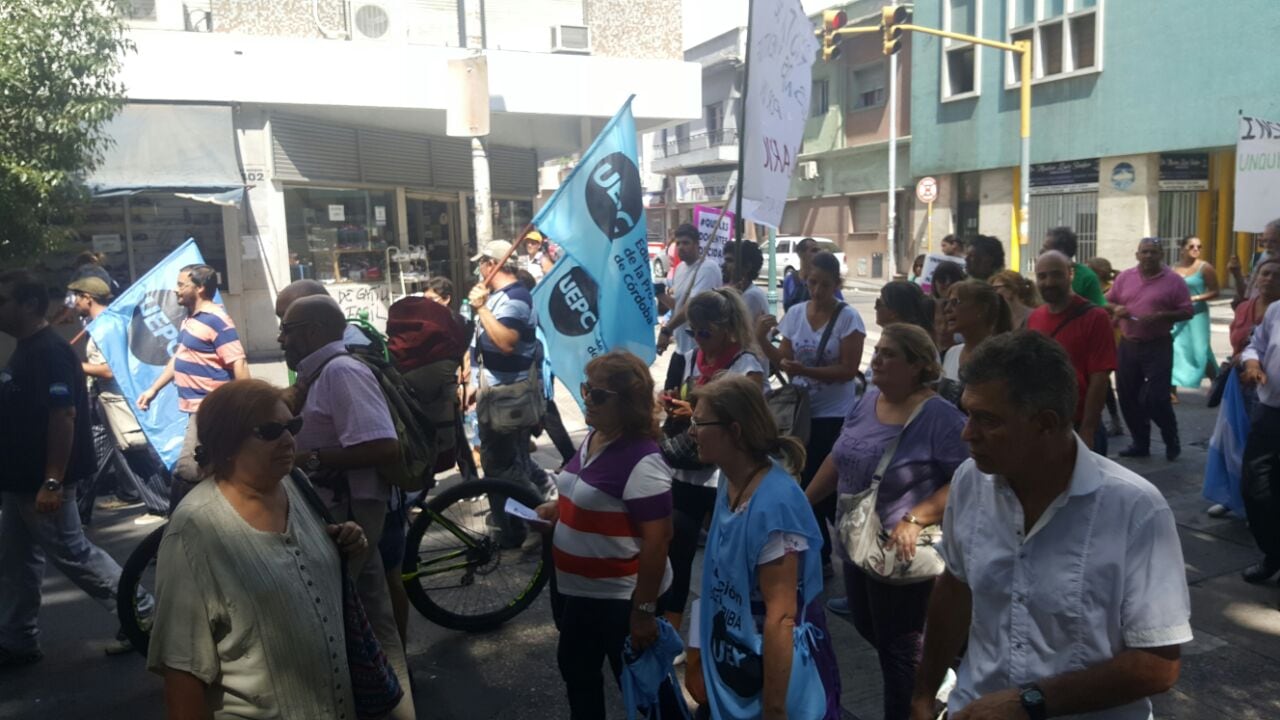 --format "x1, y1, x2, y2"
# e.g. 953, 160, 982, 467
734, 0, 755, 266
